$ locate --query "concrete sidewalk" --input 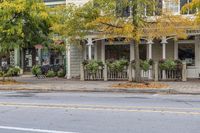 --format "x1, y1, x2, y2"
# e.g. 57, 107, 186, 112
0, 77, 200, 94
